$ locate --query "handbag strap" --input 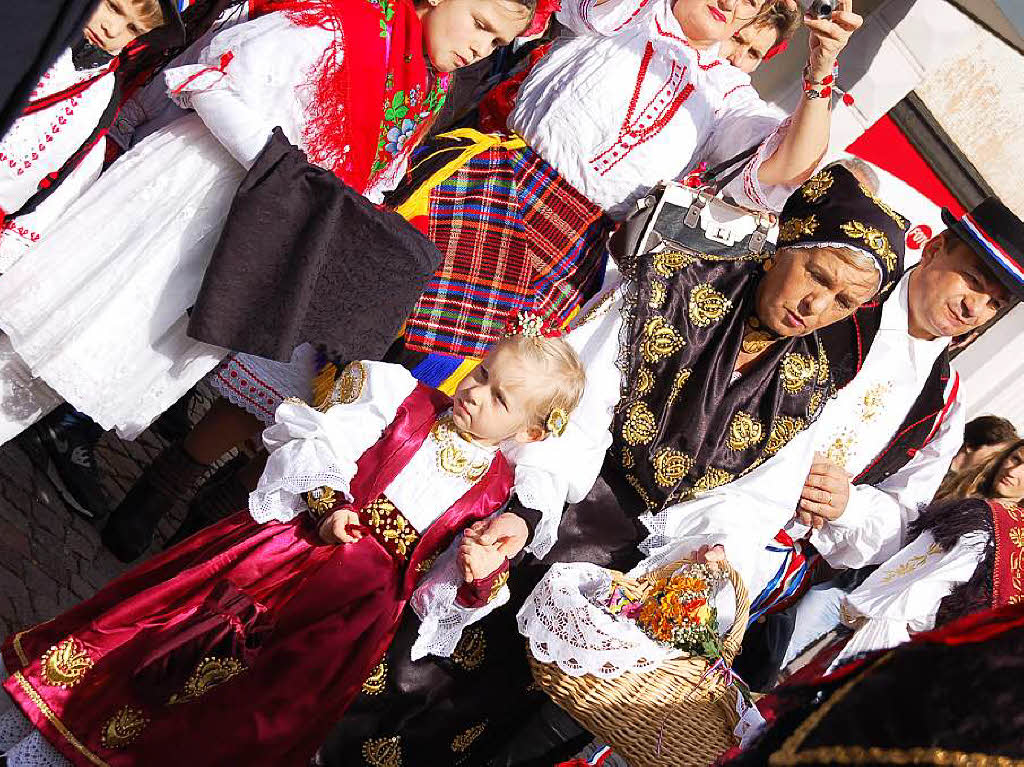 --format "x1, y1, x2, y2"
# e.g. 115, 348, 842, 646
701, 144, 759, 191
